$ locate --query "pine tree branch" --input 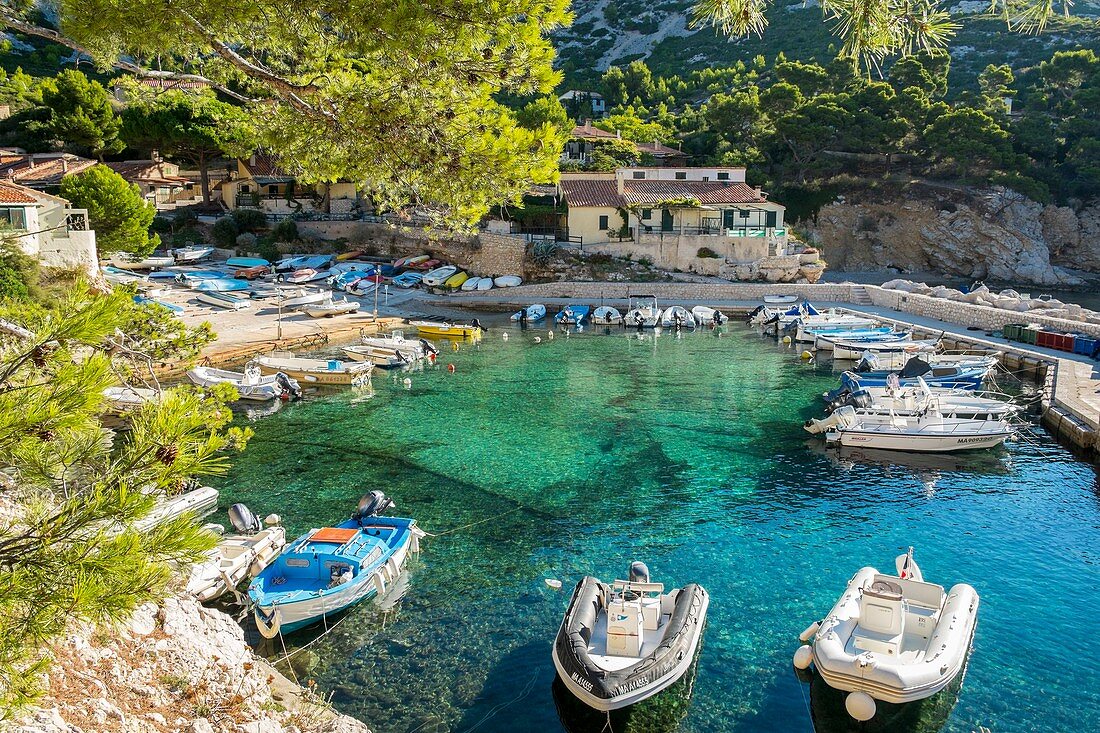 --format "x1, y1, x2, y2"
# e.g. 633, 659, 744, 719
0, 13, 258, 105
